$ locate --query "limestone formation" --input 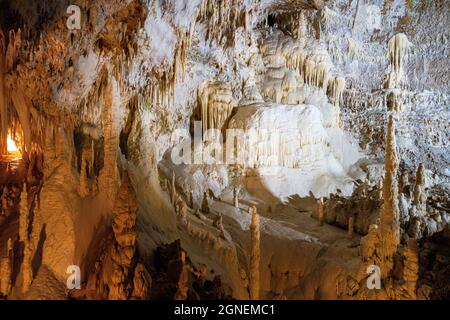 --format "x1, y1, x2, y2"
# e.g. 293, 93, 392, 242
0, 0, 448, 302
402, 239, 419, 298
249, 206, 260, 300
360, 224, 379, 264
200, 81, 236, 134
21, 241, 33, 293
413, 163, 427, 214
0, 239, 12, 296
348, 217, 354, 239
174, 251, 189, 300
201, 192, 210, 214
131, 262, 152, 300
79, 149, 89, 198
318, 198, 324, 226
378, 115, 400, 278
233, 188, 239, 208
19, 183, 28, 242
213, 213, 225, 238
